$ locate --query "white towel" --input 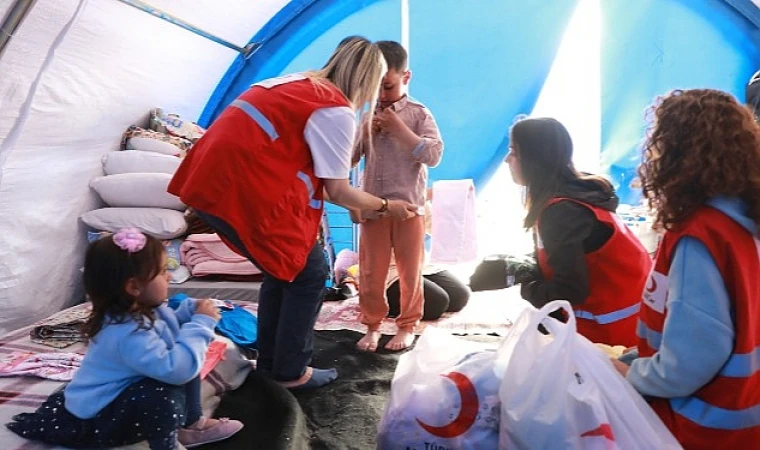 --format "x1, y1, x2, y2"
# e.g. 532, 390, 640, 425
430, 179, 478, 264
